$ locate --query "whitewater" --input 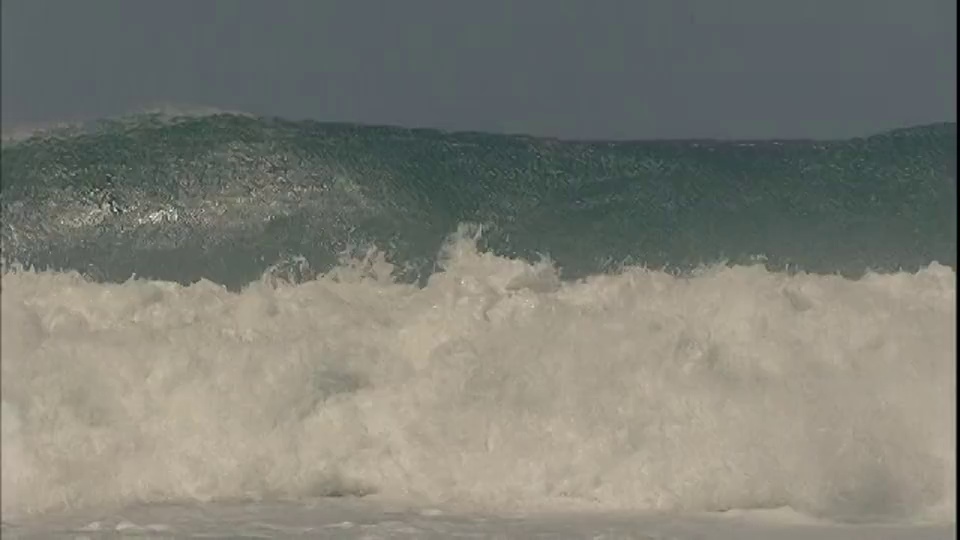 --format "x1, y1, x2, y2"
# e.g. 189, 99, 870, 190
0, 114, 955, 538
